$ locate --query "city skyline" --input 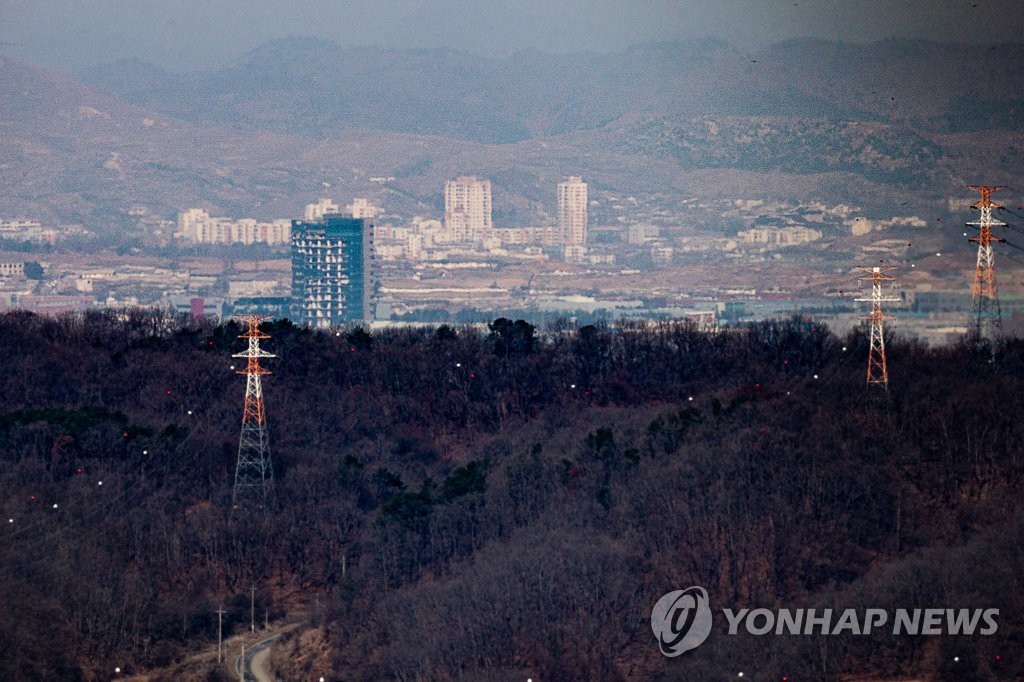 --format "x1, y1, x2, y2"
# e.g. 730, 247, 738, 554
0, 8, 1022, 344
